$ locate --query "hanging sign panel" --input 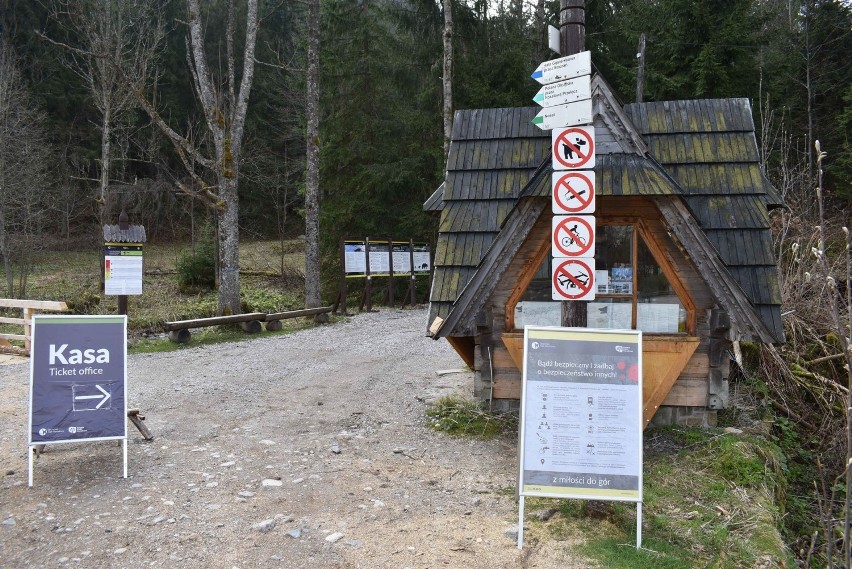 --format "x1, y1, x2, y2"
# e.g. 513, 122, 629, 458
551, 258, 596, 301
533, 75, 592, 108
519, 326, 643, 500
29, 315, 128, 445
532, 99, 593, 131
552, 126, 596, 170
552, 215, 596, 258
531, 51, 592, 85
552, 171, 595, 214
